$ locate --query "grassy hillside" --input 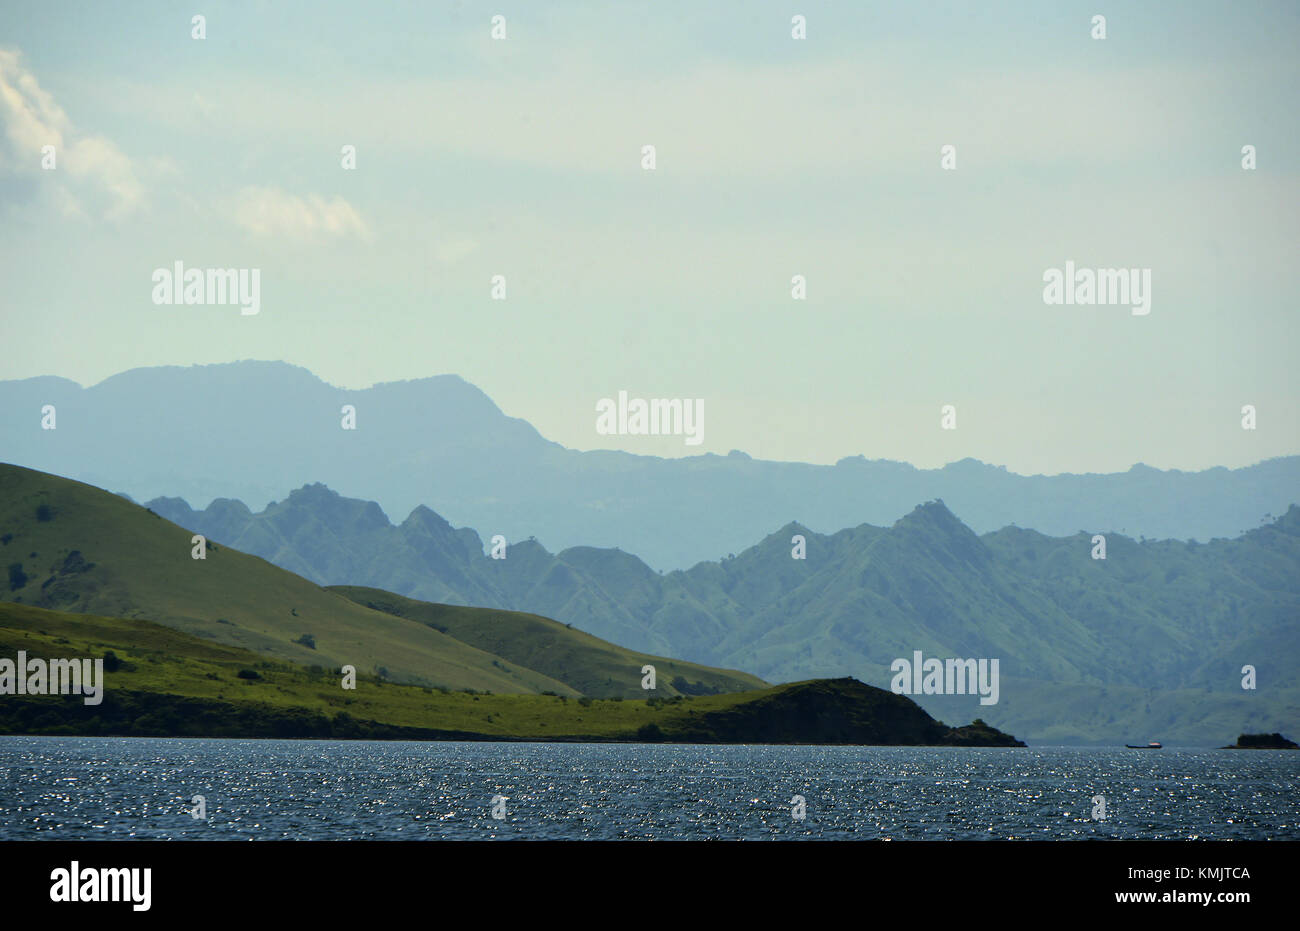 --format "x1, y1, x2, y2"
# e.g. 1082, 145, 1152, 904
0, 465, 578, 693
329, 586, 764, 698
0, 603, 1020, 745
0, 463, 762, 698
